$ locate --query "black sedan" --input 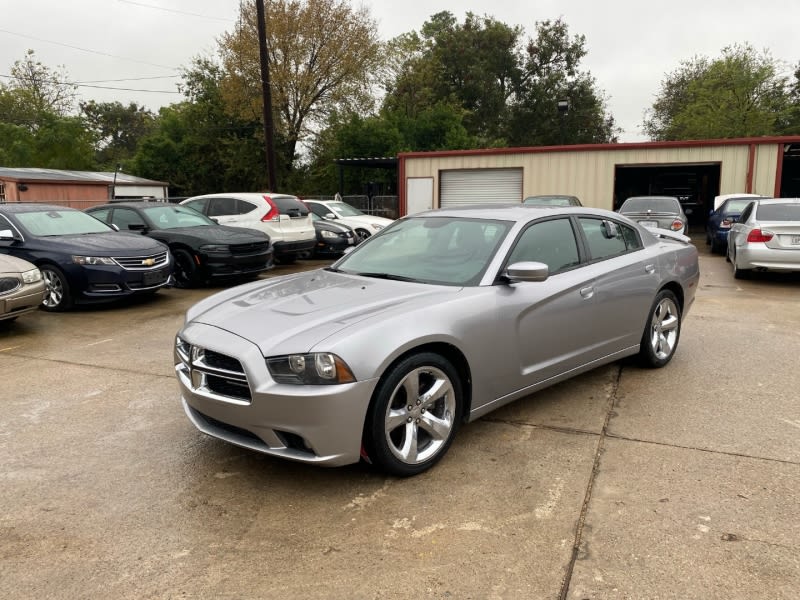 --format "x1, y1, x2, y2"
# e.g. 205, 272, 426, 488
86, 203, 273, 287
309, 212, 357, 257
0, 203, 172, 311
